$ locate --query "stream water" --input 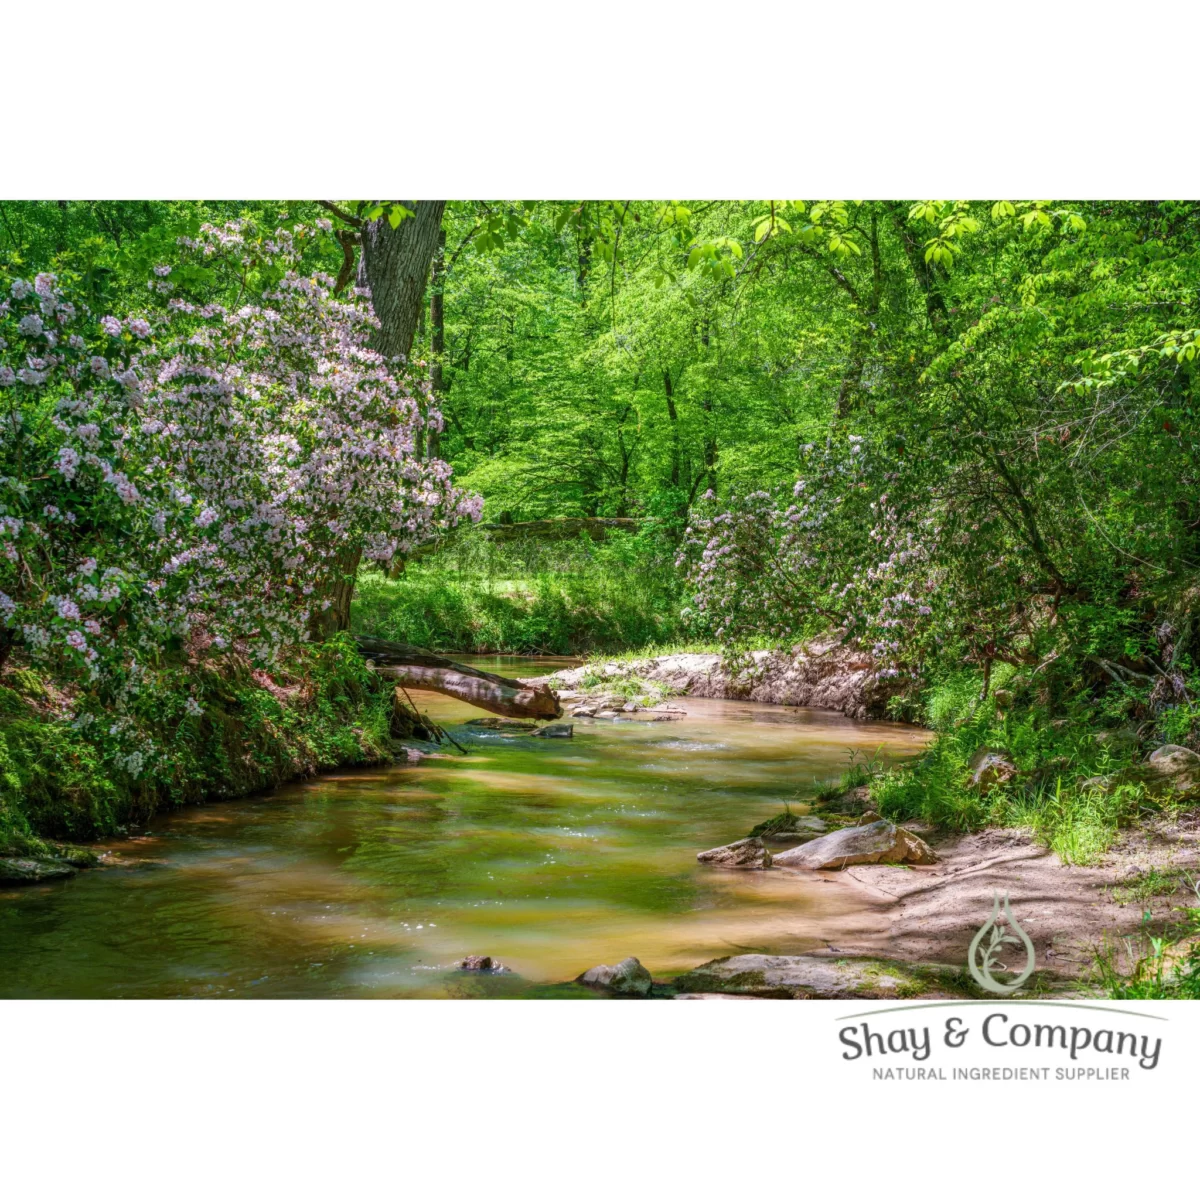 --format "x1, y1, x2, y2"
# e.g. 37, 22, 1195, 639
0, 657, 929, 998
